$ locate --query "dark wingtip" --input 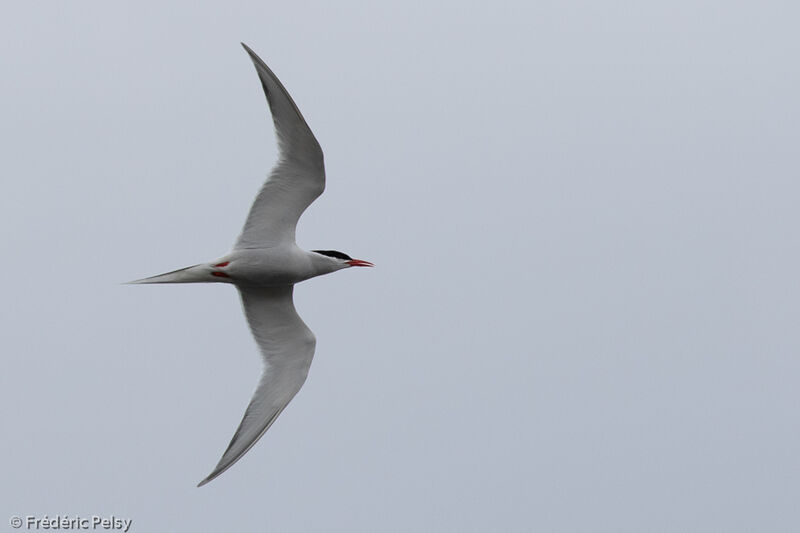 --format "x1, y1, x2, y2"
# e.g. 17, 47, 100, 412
197, 472, 215, 488
241, 42, 257, 58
